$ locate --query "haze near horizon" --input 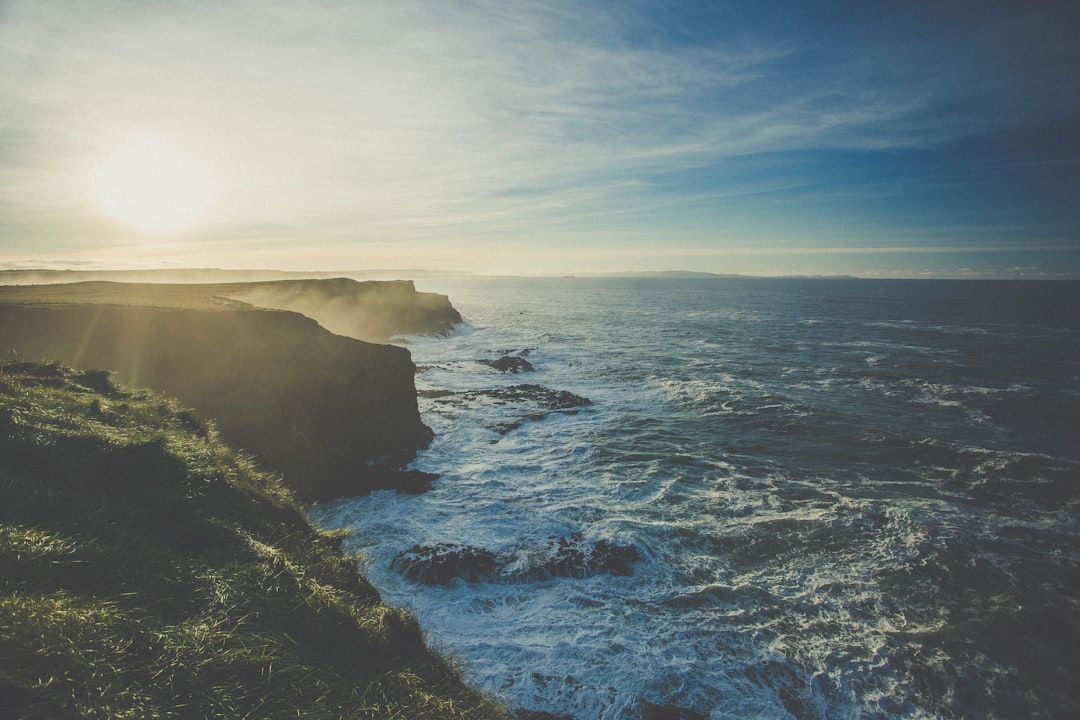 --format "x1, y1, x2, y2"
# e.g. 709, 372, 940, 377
2, 1, 1078, 278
